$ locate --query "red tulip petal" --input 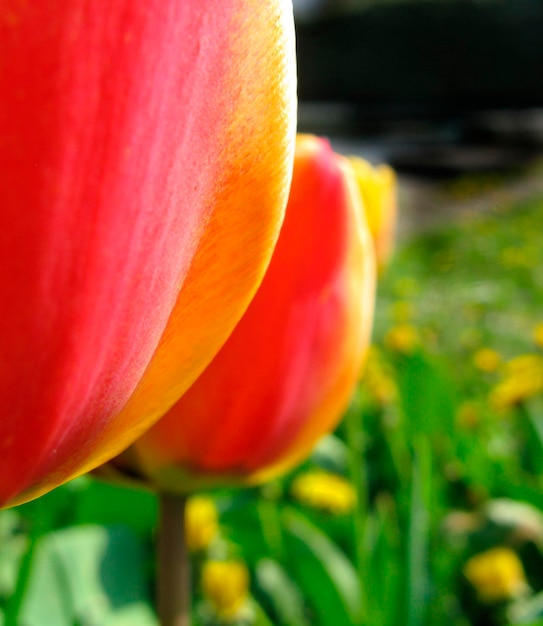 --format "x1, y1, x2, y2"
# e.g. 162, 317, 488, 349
127, 135, 375, 492
1, 0, 295, 507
